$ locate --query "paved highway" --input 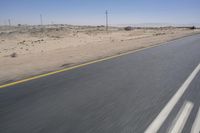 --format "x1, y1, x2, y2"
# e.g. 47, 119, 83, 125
1, 34, 200, 133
